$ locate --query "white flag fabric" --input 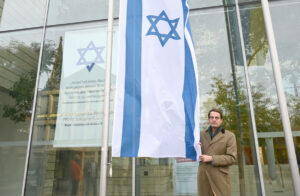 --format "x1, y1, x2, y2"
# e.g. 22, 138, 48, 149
112, 0, 200, 160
